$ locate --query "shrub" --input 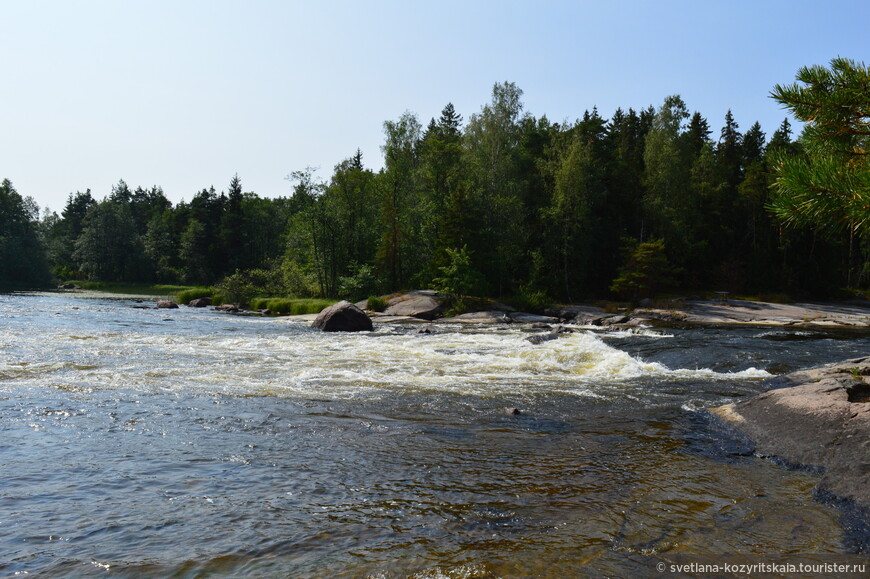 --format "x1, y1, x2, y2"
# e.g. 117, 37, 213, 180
610, 238, 677, 301
367, 295, 387, 312
339, 263, 380, 302
216, 271, 257, 306
433, 245, 483, 298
